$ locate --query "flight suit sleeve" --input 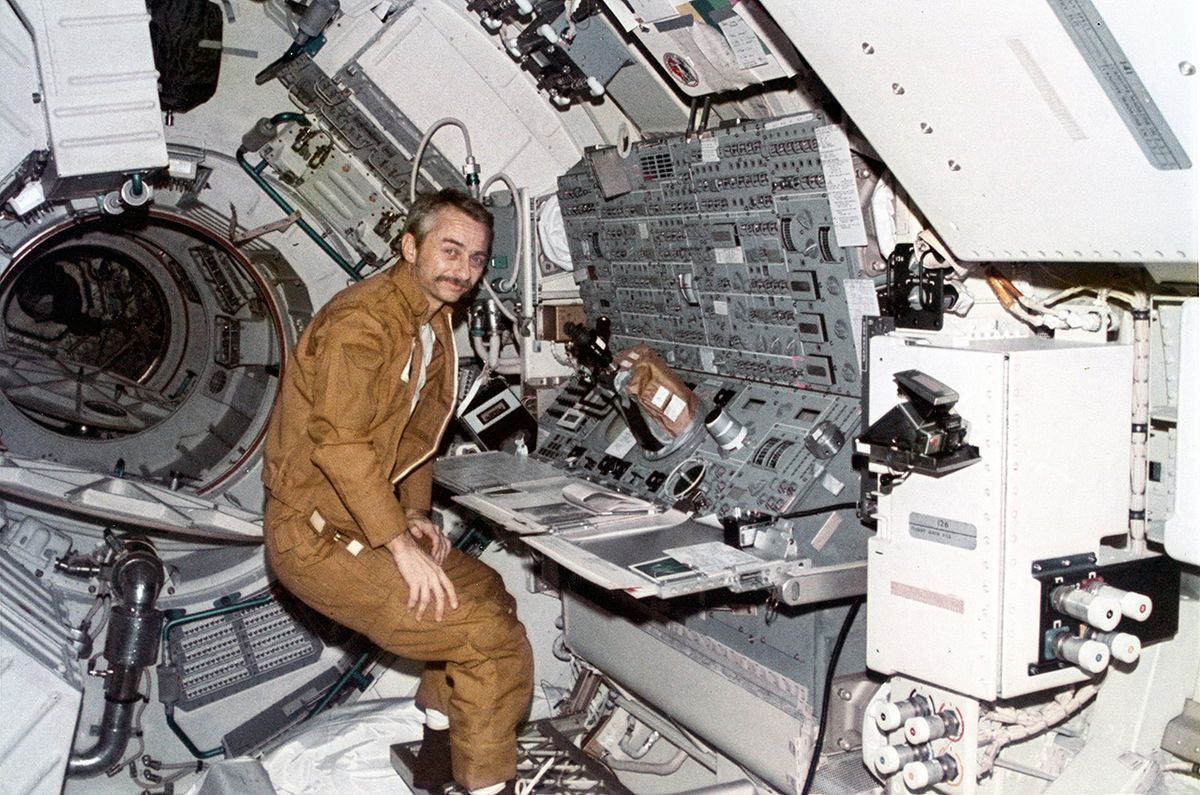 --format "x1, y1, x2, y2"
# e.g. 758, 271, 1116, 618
397, 458, 433, 514
305, 310, 409, 548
